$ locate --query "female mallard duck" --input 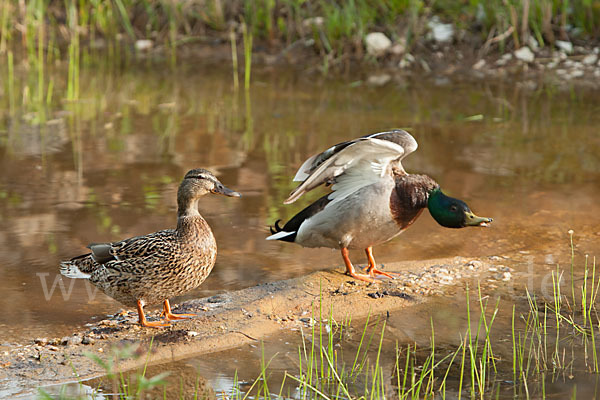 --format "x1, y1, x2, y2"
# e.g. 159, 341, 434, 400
267, 130, 492, 283
60, 168, 241, 327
